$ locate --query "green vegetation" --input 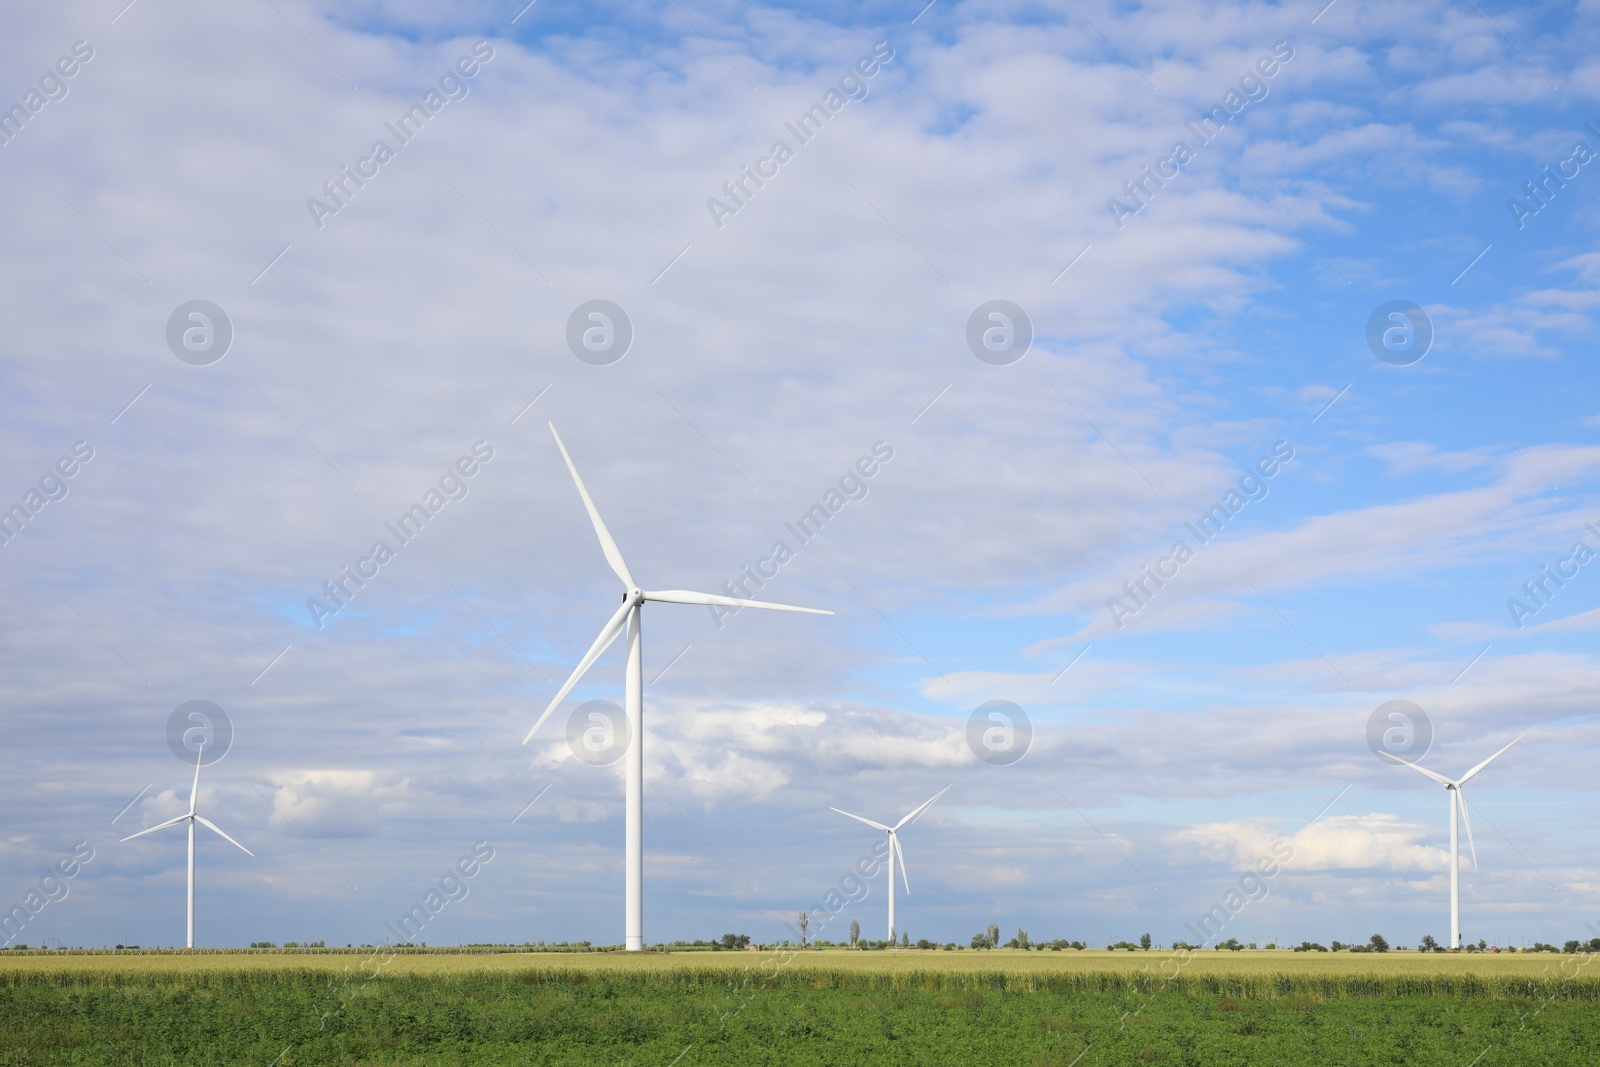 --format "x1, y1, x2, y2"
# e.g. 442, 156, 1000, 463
2, 955, 1598, 1064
